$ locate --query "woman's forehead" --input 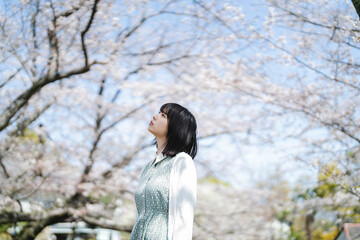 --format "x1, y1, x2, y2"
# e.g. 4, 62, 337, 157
160, 105, 170, 114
